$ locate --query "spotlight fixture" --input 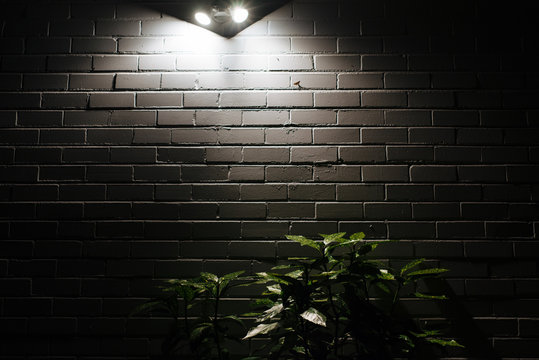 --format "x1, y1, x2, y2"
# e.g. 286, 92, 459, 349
195, 2, 249, 26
